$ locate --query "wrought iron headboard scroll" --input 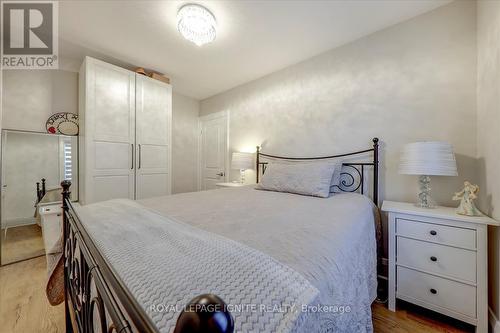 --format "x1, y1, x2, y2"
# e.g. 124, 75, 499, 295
256, 138, 379, 206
